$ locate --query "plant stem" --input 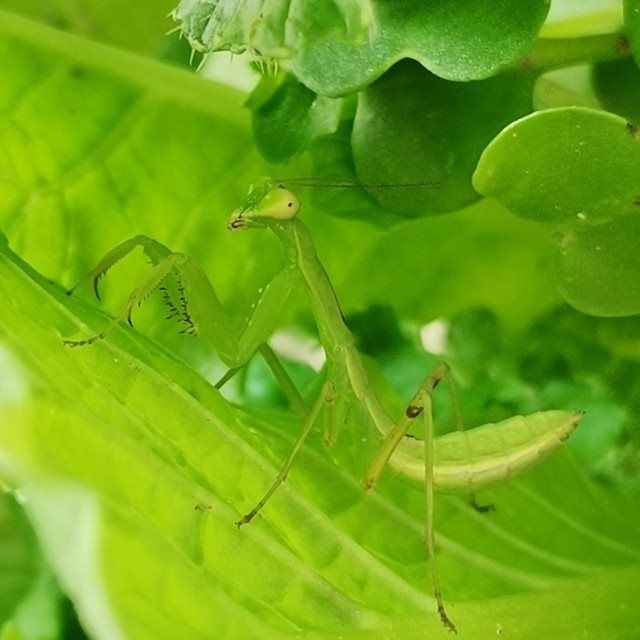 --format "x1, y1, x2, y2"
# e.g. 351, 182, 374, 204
519, 32, 631, 73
